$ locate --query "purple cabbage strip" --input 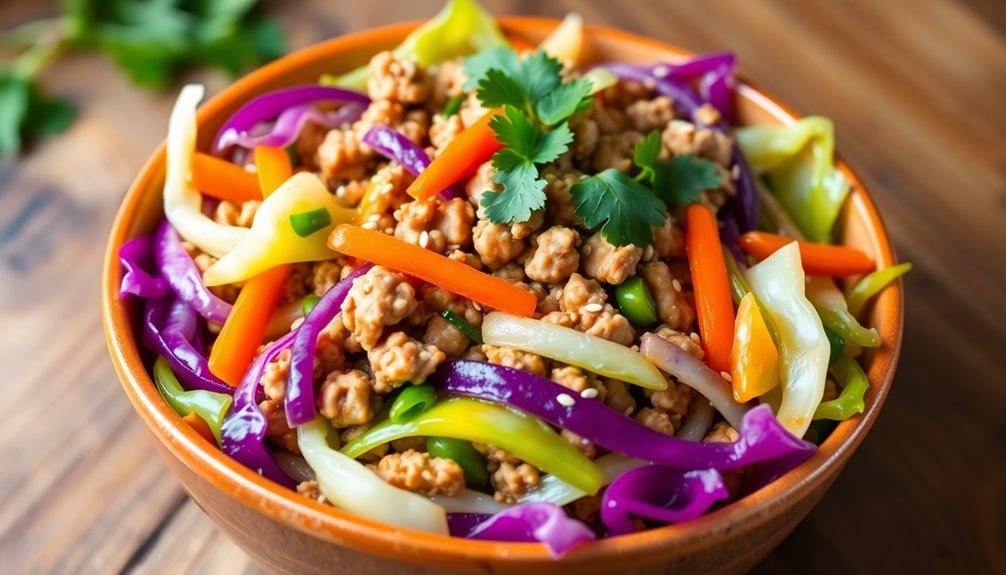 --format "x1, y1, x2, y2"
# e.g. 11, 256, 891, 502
285, 264, 373, 427
450, 503, 596, 557
155, 221, 232, 324
718, 212, 747, 266
213, 85, 370, 153
361, 126, 465, 200
431, 360, 815, 472
598, 59, 760, 232
600, 466, 729, 536
142, 297, 232, 394
220, 329, 298, 489
222, 103, 366, 150
119, 236, 169, 299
